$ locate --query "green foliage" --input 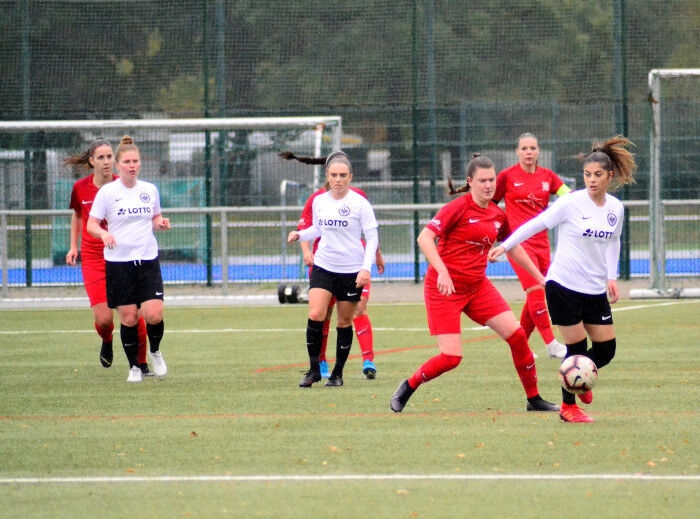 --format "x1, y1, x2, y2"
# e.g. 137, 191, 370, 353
0, 300, 698, 517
